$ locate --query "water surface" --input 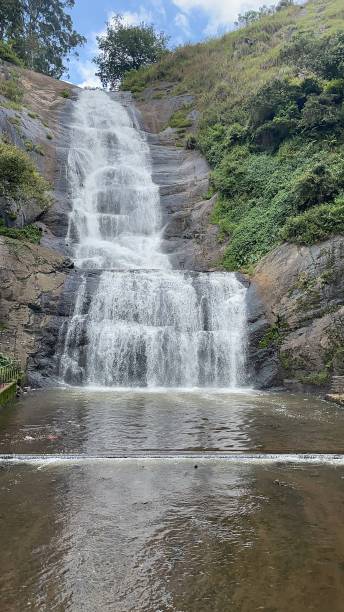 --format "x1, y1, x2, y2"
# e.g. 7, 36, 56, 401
1, 389, 344, 611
